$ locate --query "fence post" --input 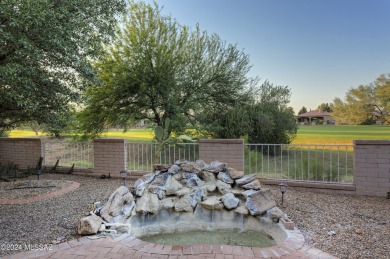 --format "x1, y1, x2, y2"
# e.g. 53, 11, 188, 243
354, 140, 390, 197
199, 139, 244, 171
93, 139, 127, 175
